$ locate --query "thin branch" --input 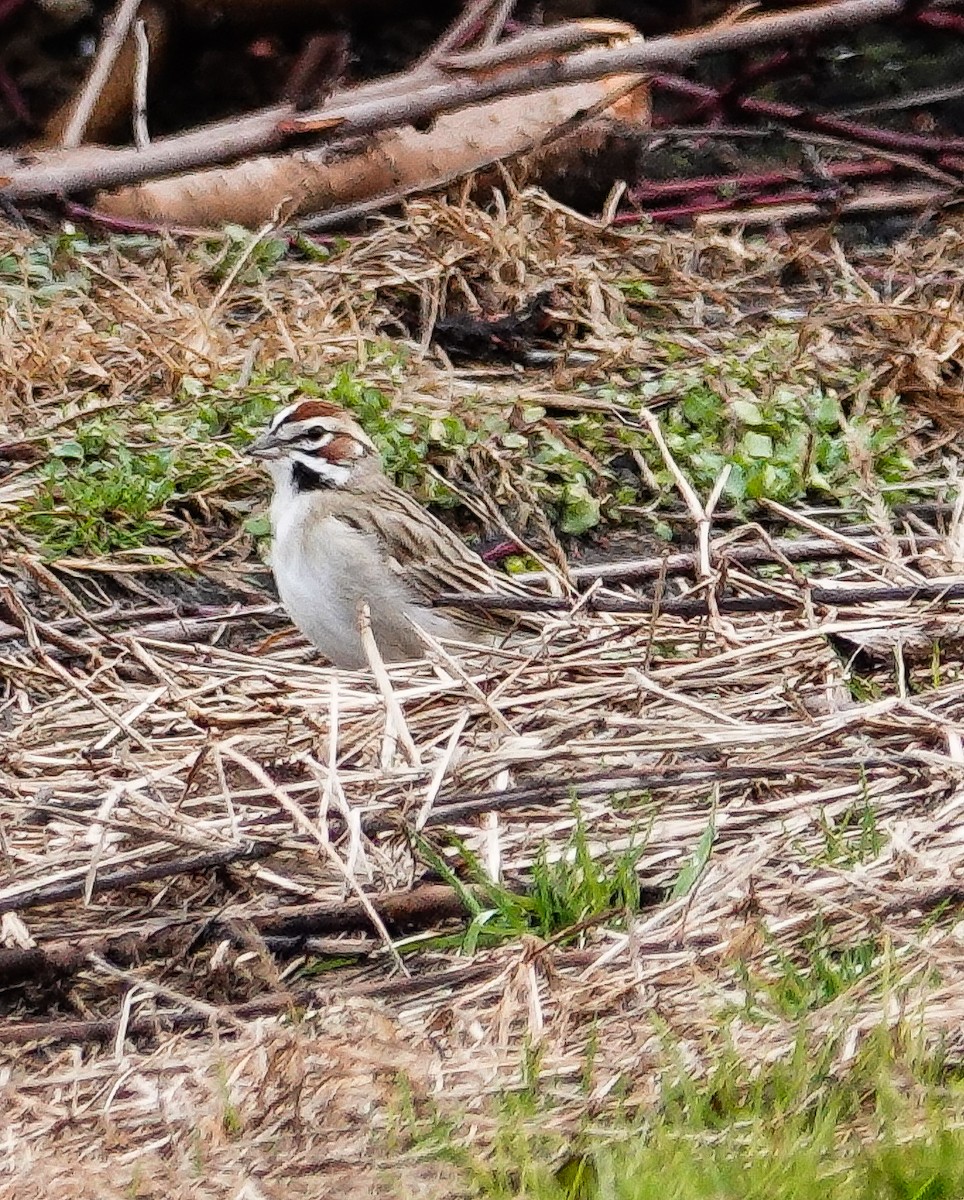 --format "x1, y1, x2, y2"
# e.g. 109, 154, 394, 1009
438, 17, 615, 69
480, 0, 517, 47
434, 578, 964, 617
401, 757, 914, 833
651, 70, 964, 157
132, 16, 150, 150
61, 0, 143, 148
532, 534, 942, 586
220, 745, 410, 975
419, 0, 499, 65
0, 991, 297, 1047
838, 79, 964, 115
681, 186, 957, 229
0, 841, 277, 917
0, 961, 506, 1045
0, 601, 281, 648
